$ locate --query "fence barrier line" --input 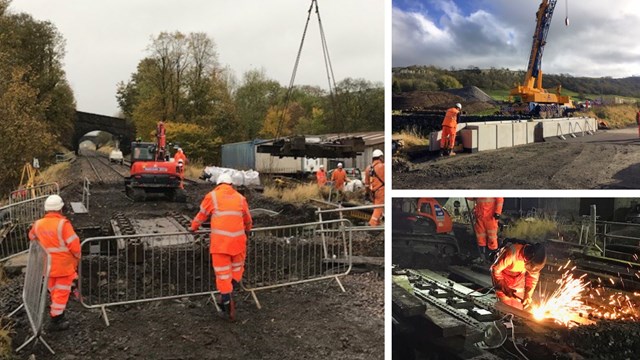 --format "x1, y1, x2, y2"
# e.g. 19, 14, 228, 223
9, 183, 59, 204
78, 219, 352, 325
14, 241, 54, 355
1, 194, 55, 262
